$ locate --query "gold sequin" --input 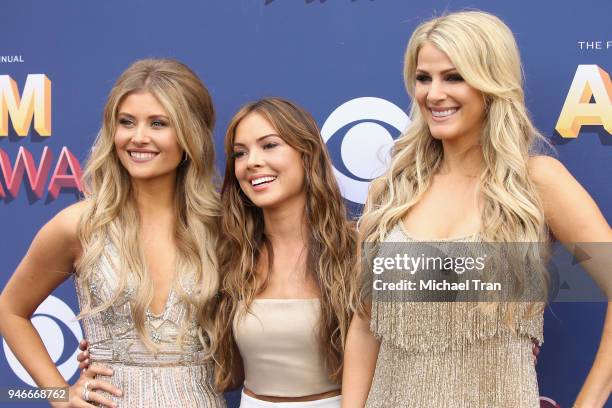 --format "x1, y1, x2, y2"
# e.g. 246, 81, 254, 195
75, 244, 226, 407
